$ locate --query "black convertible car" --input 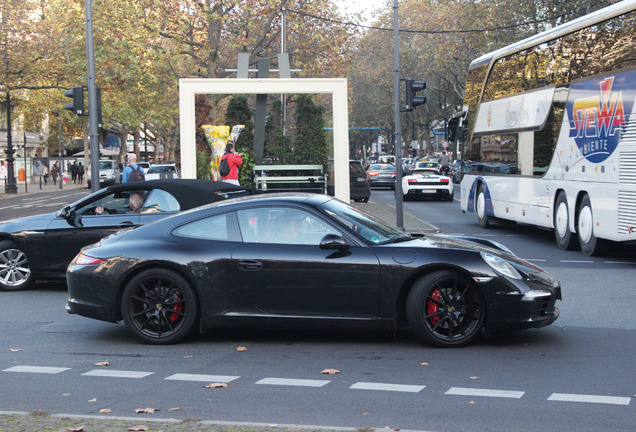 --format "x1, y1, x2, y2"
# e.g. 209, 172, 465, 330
0, 179, 248, 291
66, 193, 561, 347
